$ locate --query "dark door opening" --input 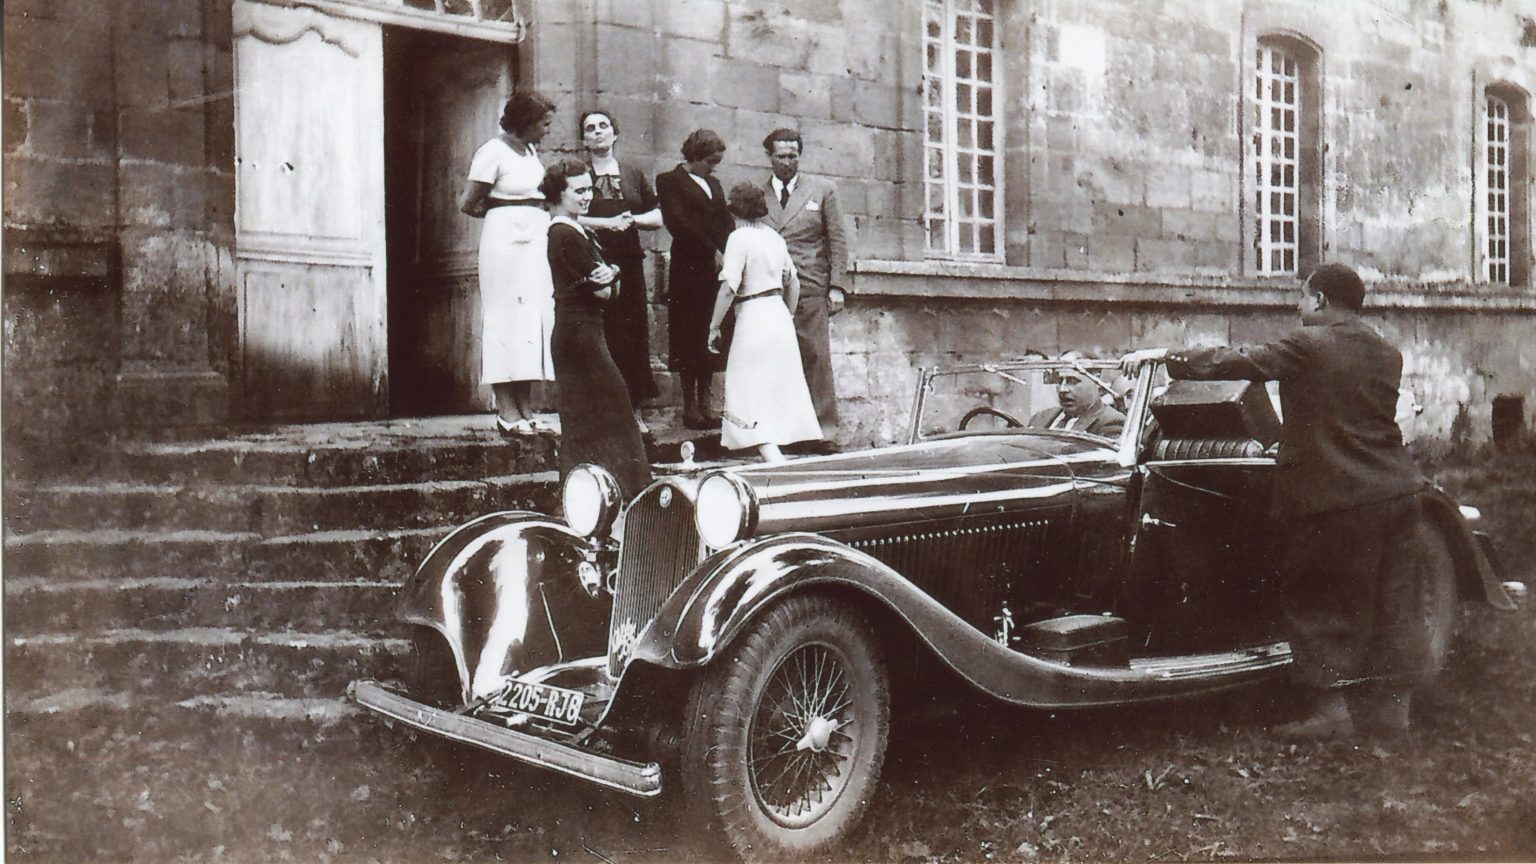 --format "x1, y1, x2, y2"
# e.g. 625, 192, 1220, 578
383, 26, 515, 416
